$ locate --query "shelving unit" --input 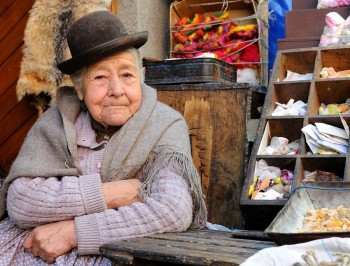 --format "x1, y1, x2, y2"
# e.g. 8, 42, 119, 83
240, 47, 350, 230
